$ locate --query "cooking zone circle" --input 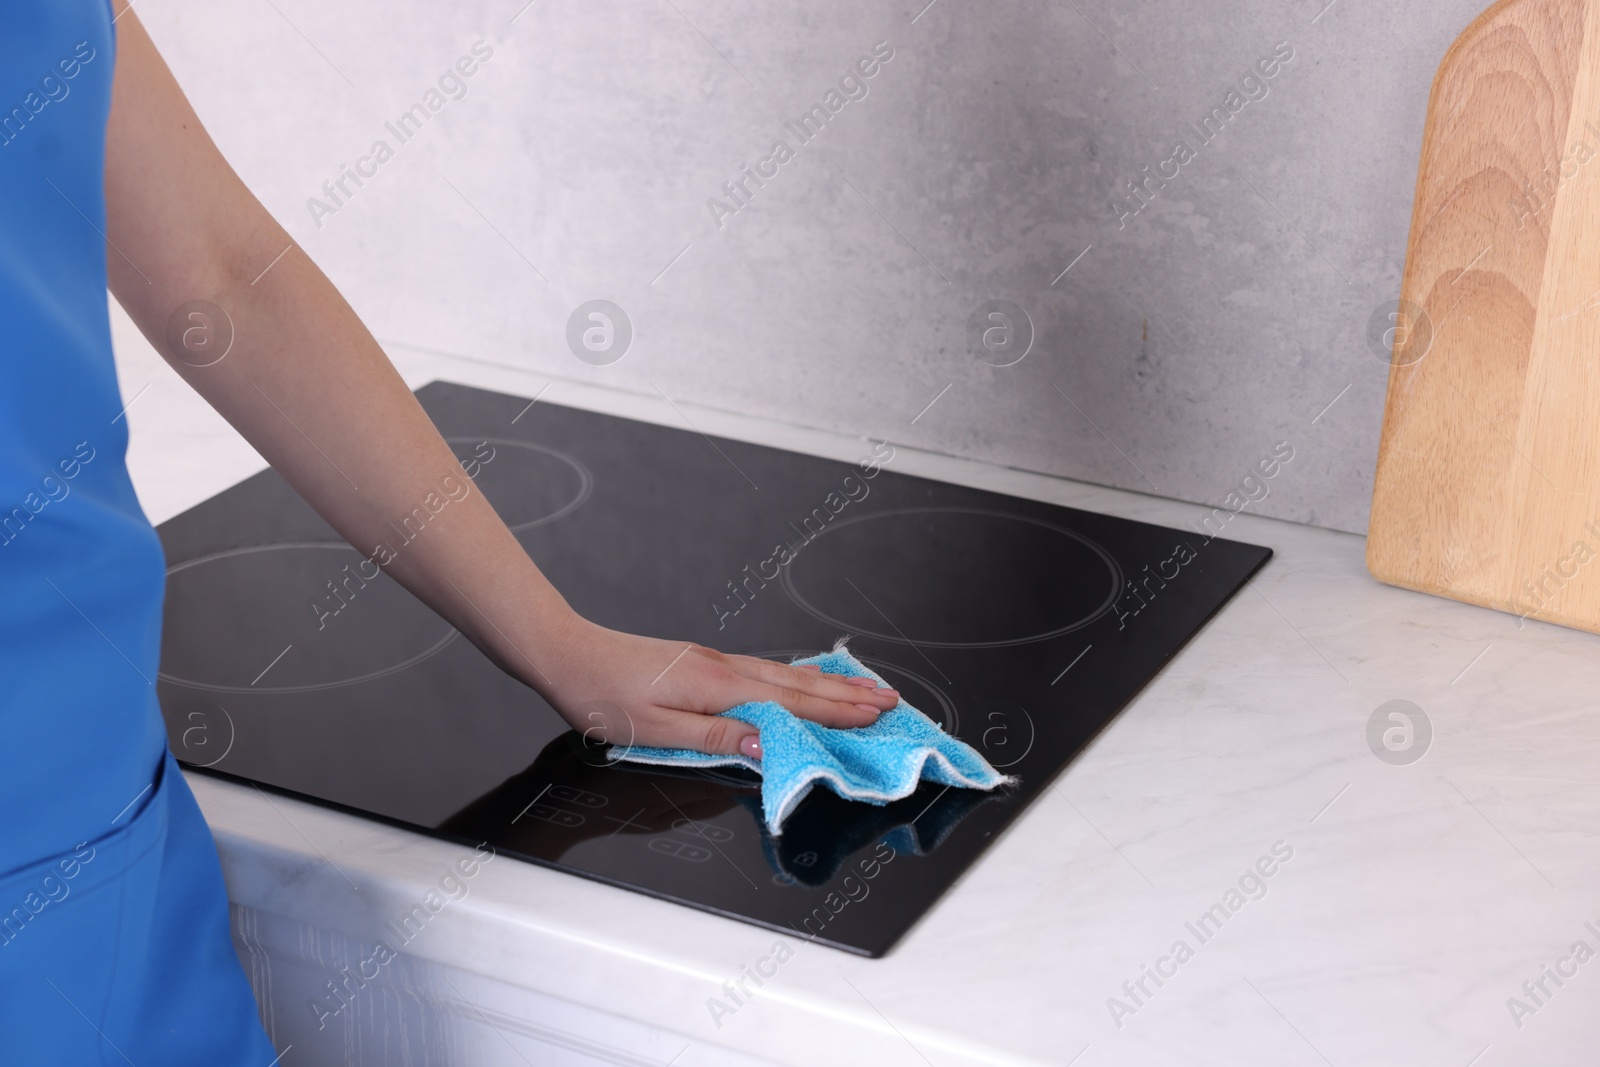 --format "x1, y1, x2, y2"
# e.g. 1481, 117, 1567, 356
158, 442, 591, 693
158, 543, 460, 693
443, 438, 592, 531
779, 508, 1122, 648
